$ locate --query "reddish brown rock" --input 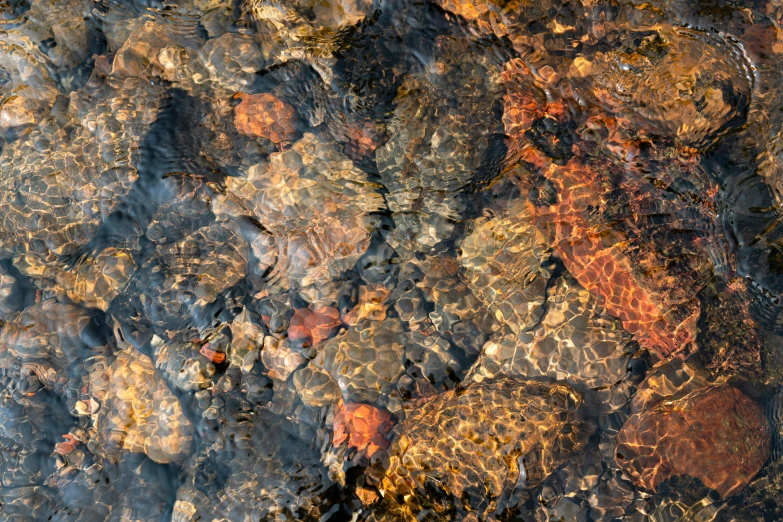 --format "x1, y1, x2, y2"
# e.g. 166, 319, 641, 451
233, 92, 297, 144
536, 156, 702, 359
287, 306, 342, 347
500, 56, 724, 362
198, 345, 226, 364
501, 75, 715, 359
54, 433, 80, 455
615, 385, 771, 498
332, 401, 395, 457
